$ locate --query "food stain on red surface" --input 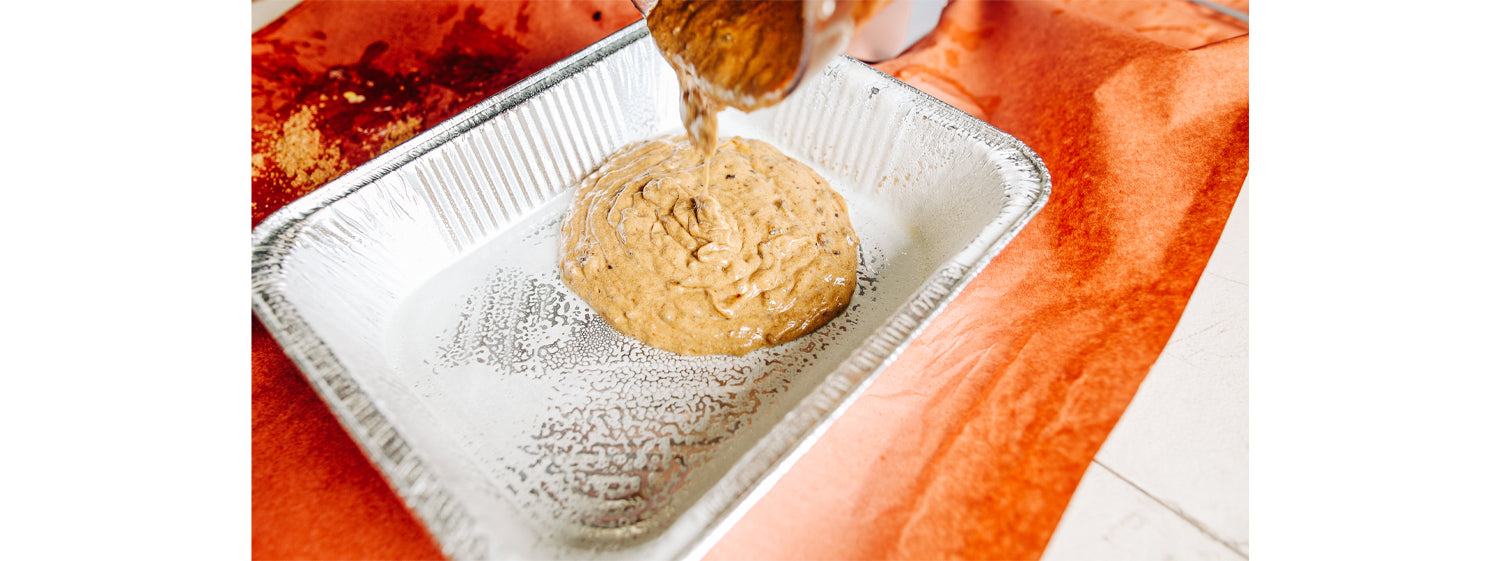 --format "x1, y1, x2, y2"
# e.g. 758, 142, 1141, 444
252, 3, 531, 226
